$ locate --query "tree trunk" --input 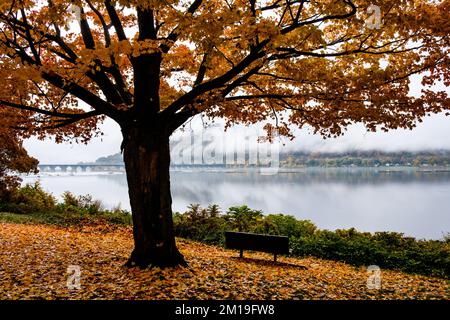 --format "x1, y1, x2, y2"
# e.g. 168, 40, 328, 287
122, 126, 186, 268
